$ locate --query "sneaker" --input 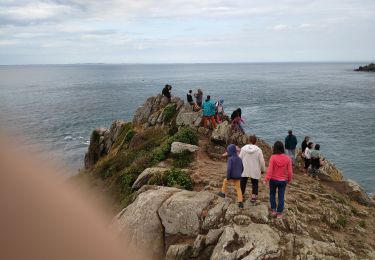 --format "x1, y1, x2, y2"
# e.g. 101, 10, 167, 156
269, 209, 277, 217
217, 192, 226, 198
238, 202, 244, 209
276, 213, 283, 219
